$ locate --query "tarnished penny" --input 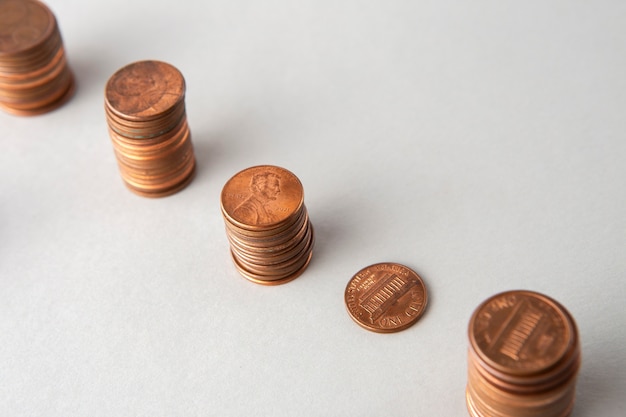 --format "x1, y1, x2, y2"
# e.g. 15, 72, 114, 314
345, 263, 428, 333
469, 290, 574, 376
221, 165, 304, 230
105, 60, 185, 120
0, 0, 74, 115
0, 0, 53, 54
104, 60, 195, 197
